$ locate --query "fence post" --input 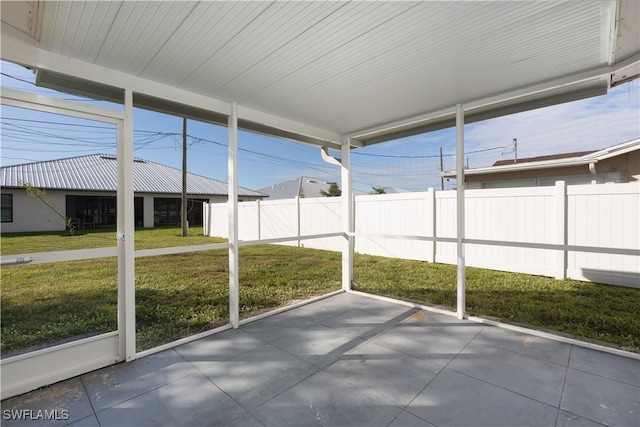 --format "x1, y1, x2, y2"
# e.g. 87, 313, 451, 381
554, 180, 567, 279
296, 196, 301, 247
256, 199, 261, 241
427, 188, 436, 263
